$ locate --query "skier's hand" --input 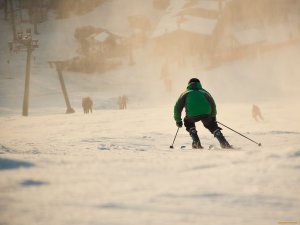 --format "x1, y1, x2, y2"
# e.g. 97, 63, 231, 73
176, 121, 183, 128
